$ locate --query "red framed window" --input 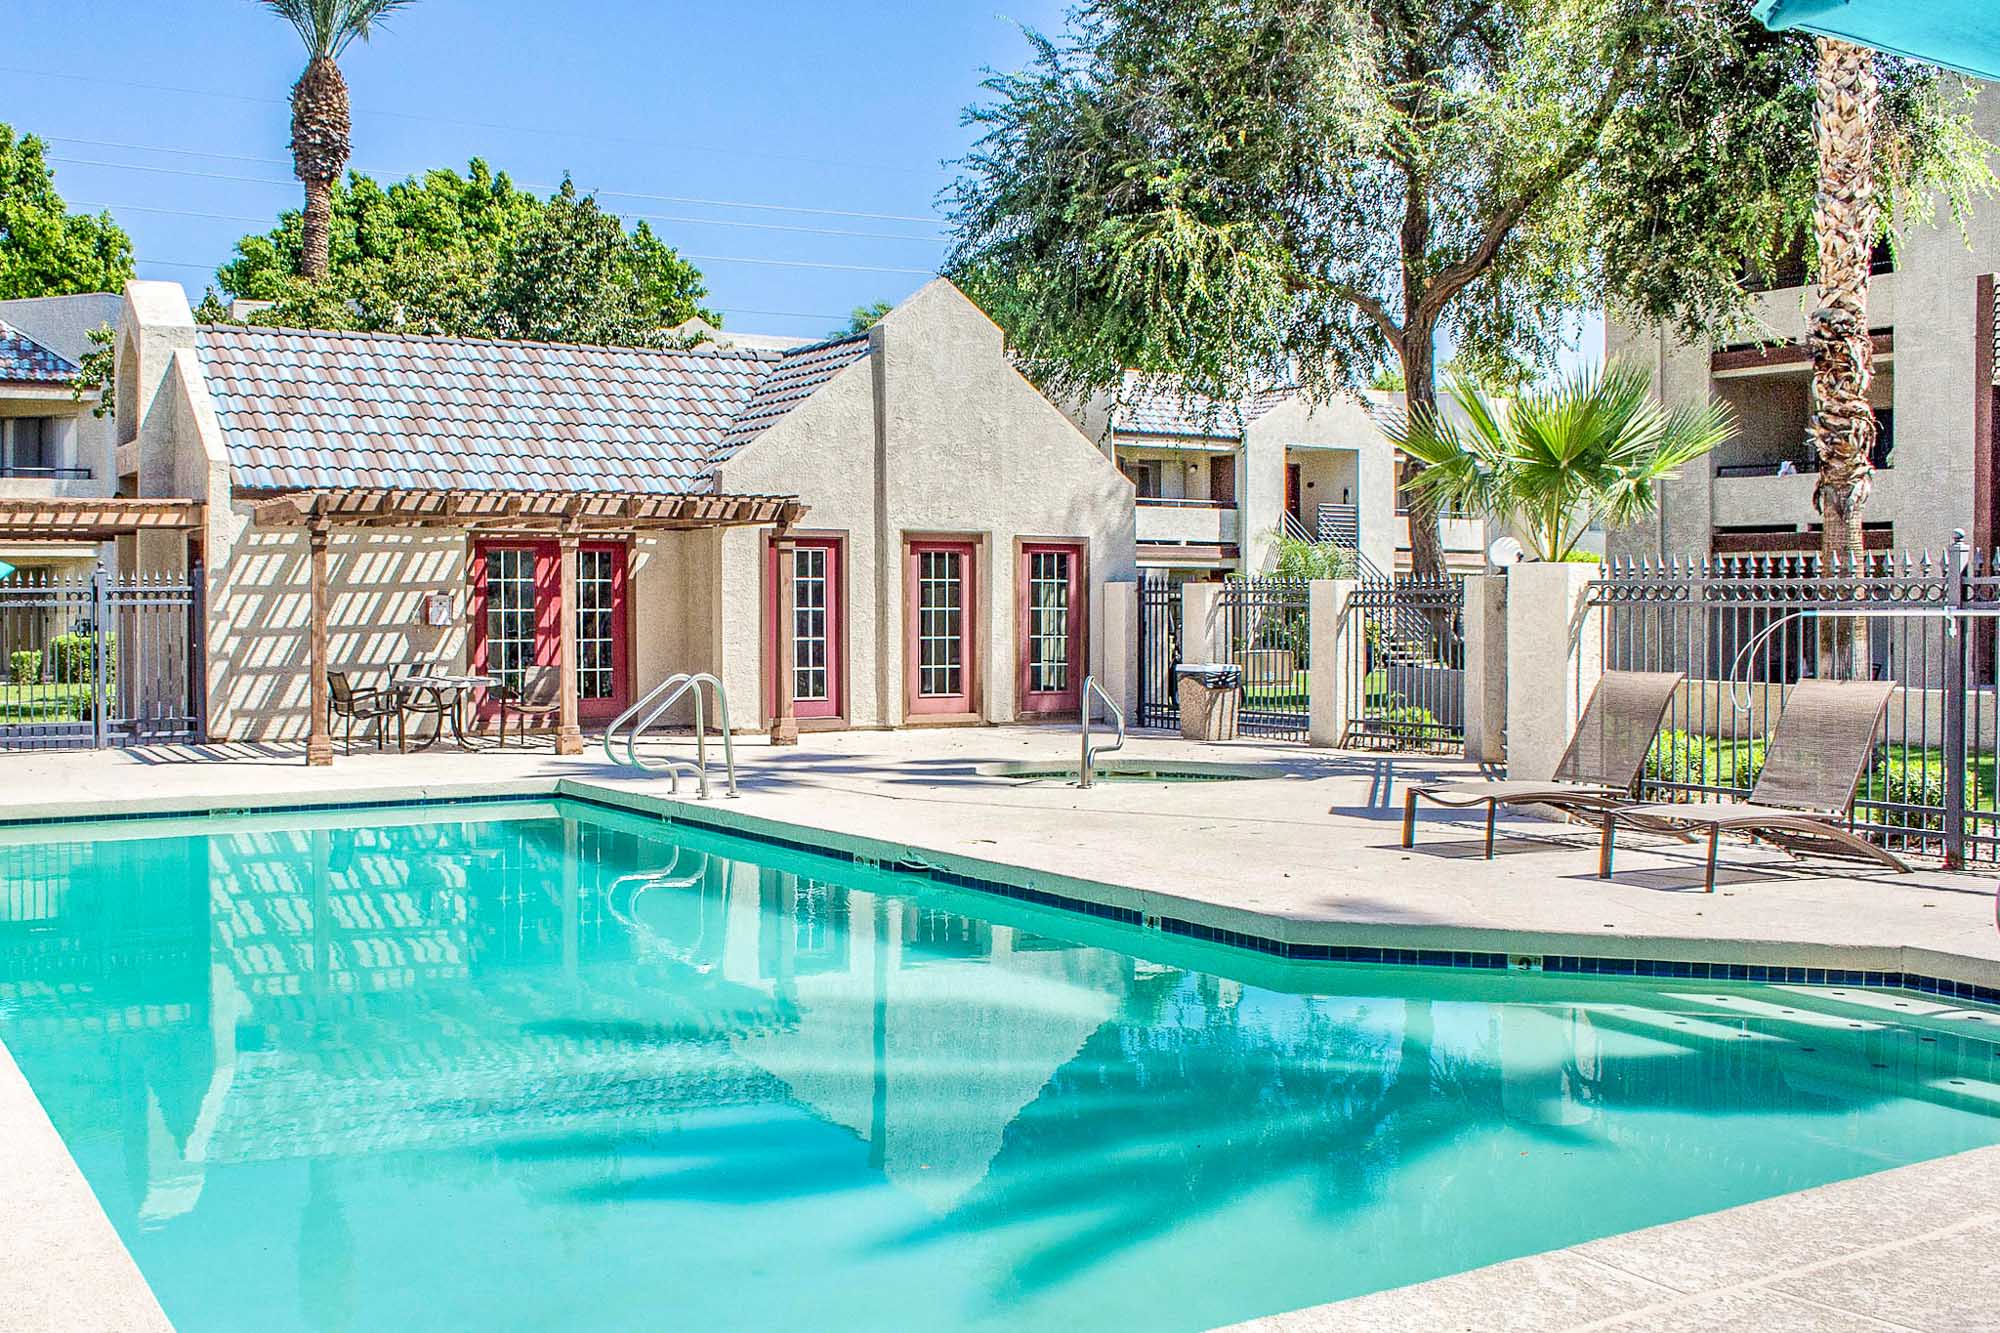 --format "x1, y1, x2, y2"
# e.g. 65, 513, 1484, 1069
1017, 542, 1084, 714
469, 539, 629, 723
765, 536, 844, 721
905, 540, 976, 716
